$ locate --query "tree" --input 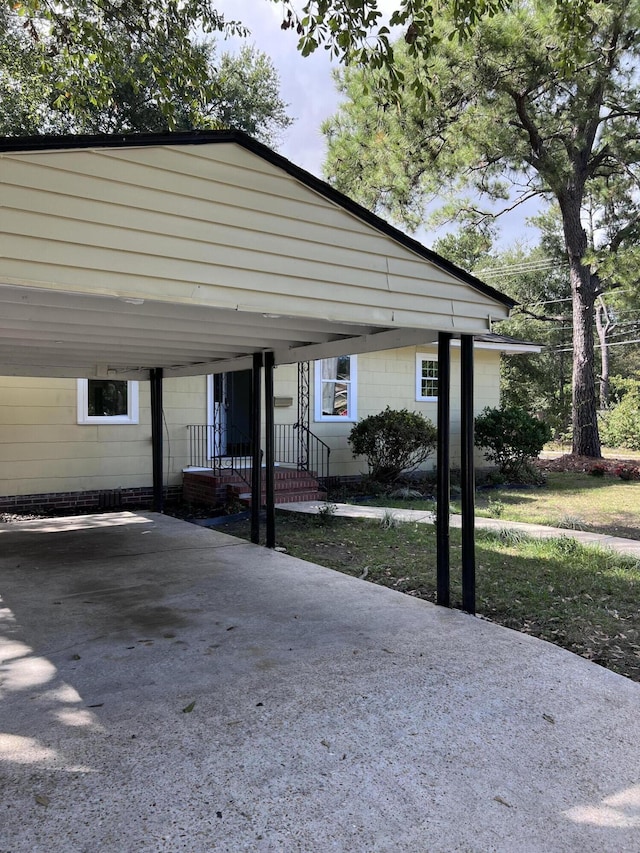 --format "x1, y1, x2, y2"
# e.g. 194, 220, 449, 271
279, 0, 602, 93
323, 1, 640, 458
0, 0, 248, 127
1, 0, 609, 129
0, 21, 292, 143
